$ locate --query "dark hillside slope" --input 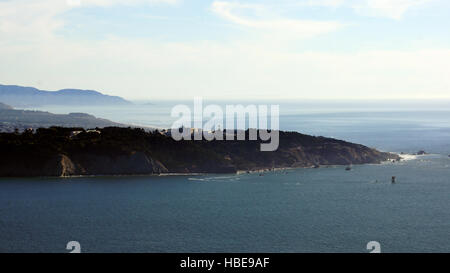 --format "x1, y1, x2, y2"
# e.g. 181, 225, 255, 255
0, 127, 399, 177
